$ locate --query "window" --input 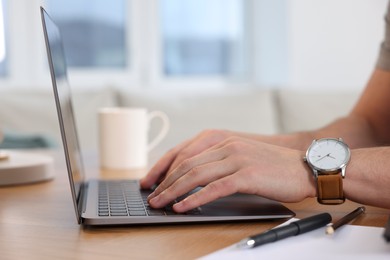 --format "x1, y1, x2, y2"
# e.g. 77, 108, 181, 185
0, 1, 253, 88
161, 0, 247, 77
46, 0, 127, 68
1, 1, 385, 90
47, 0, 247, 79
0, 0, 284, 89
38, 0, 250, 88
0, 0, 7, 77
